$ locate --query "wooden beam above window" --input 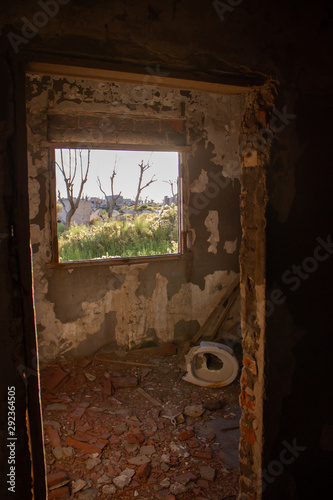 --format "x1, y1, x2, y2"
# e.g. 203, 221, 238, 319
26, 62, 254, 95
